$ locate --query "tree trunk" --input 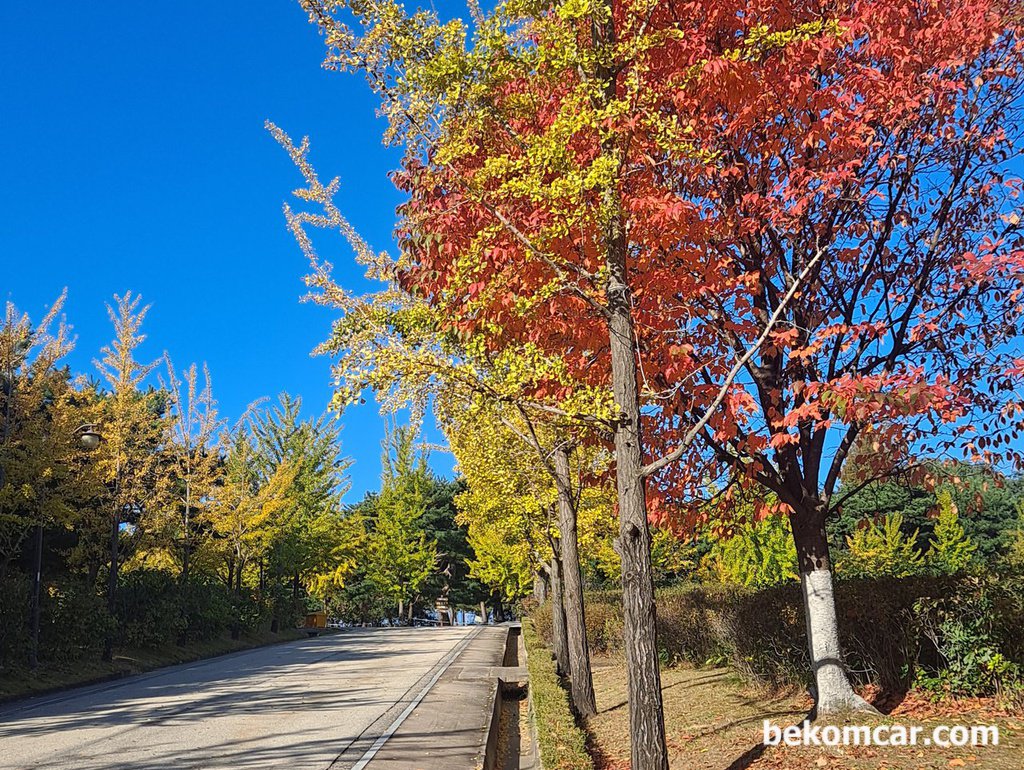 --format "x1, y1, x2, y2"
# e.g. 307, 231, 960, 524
790, 507, 877, 716
480, 600, 487, 625
533, 568, 549, 604
553, 447, 596, 716
398, 598, 404, 626
602, 183, 668, 770
595, 5, 668, 763
103, 506, 121, 662
549, 552, 570, 677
